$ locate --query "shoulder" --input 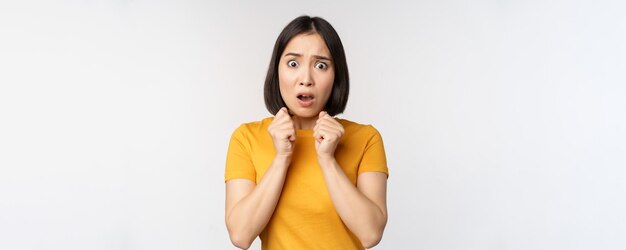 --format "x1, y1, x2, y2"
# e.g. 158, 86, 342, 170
231, 117, 273, 137
237, 117, 273, 131
336, 118, 382, 138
